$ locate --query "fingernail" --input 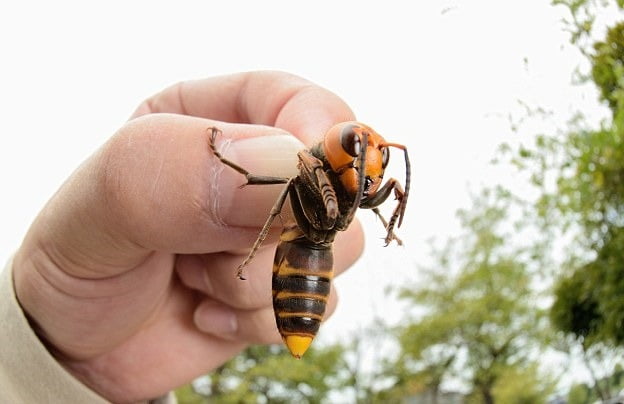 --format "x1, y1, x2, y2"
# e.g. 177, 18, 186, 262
230, 134, 303, 177
215, 134, 304, 227
194, 301, 238, 335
